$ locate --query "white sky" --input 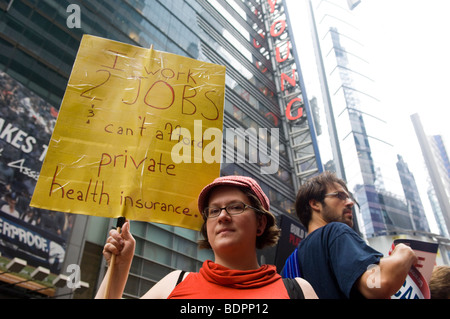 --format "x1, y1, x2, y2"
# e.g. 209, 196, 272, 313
286, 0, 450, 233
354, 0, 450, 148
355, 0, 450, 234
